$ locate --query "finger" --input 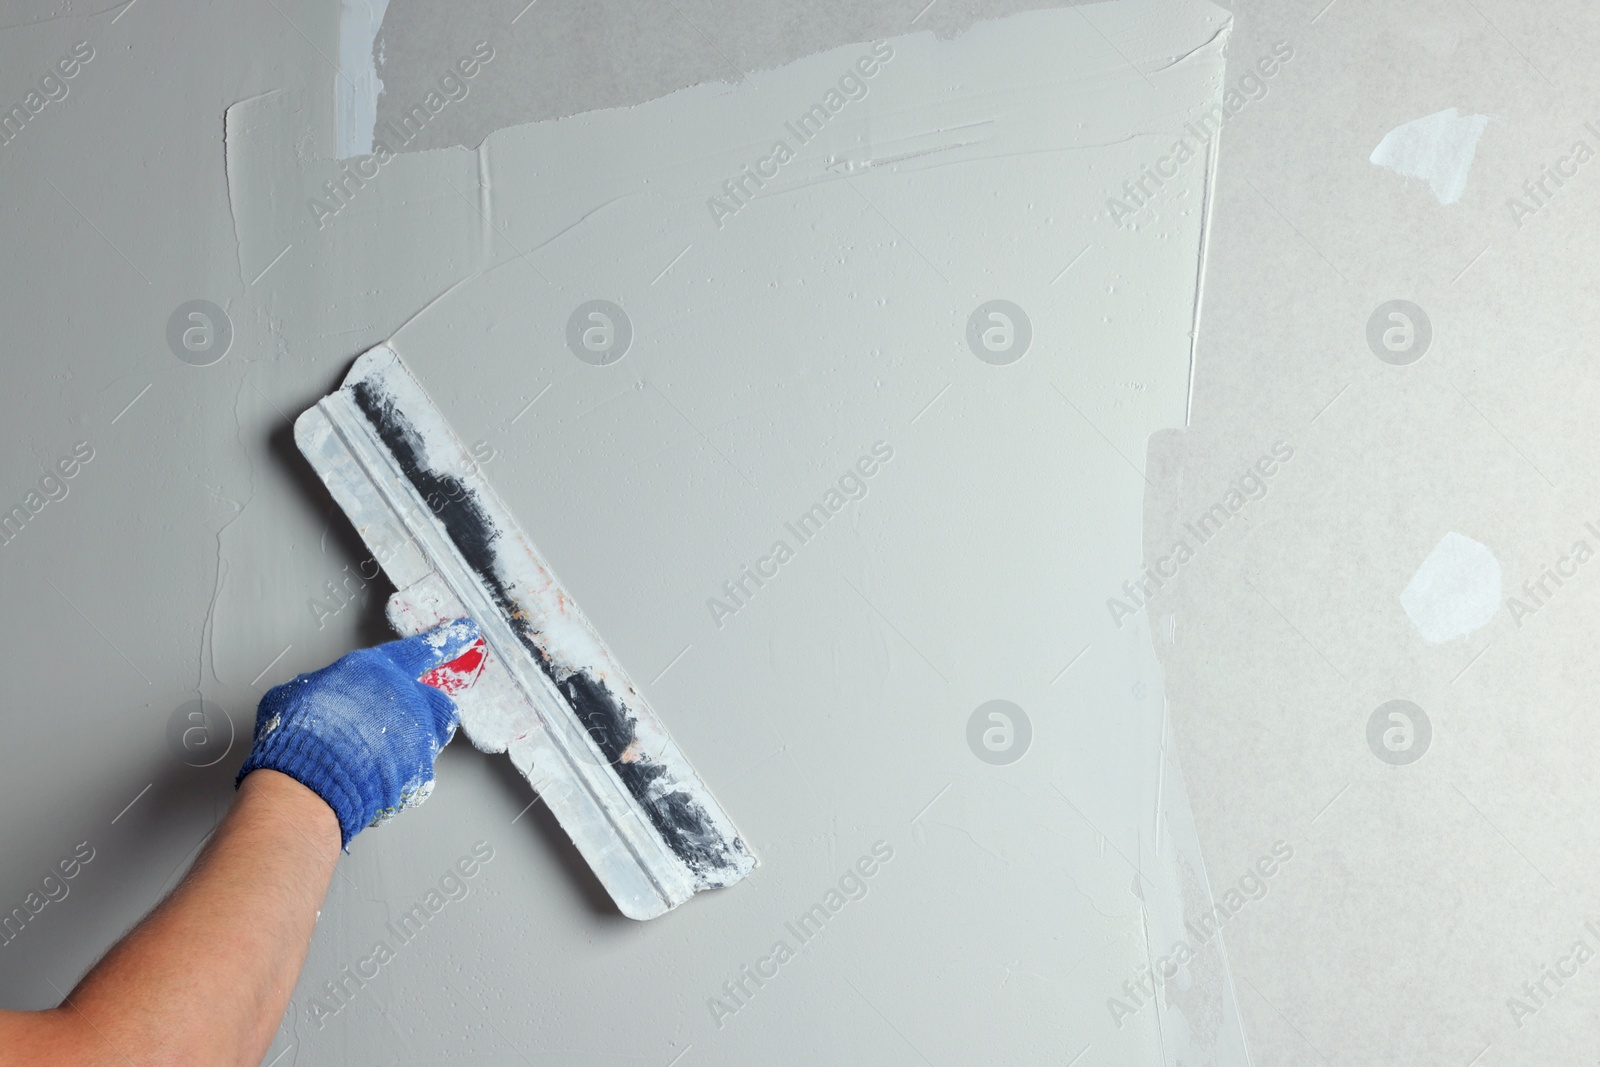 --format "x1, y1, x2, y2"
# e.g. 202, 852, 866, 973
418, 683, 462, 745
380, 617, 481, 677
